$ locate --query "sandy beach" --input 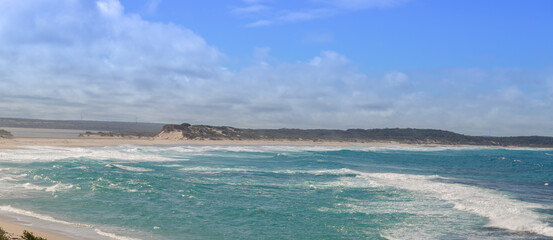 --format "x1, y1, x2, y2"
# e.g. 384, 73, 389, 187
0, 136, 484, 150
0, 218, 70, 240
